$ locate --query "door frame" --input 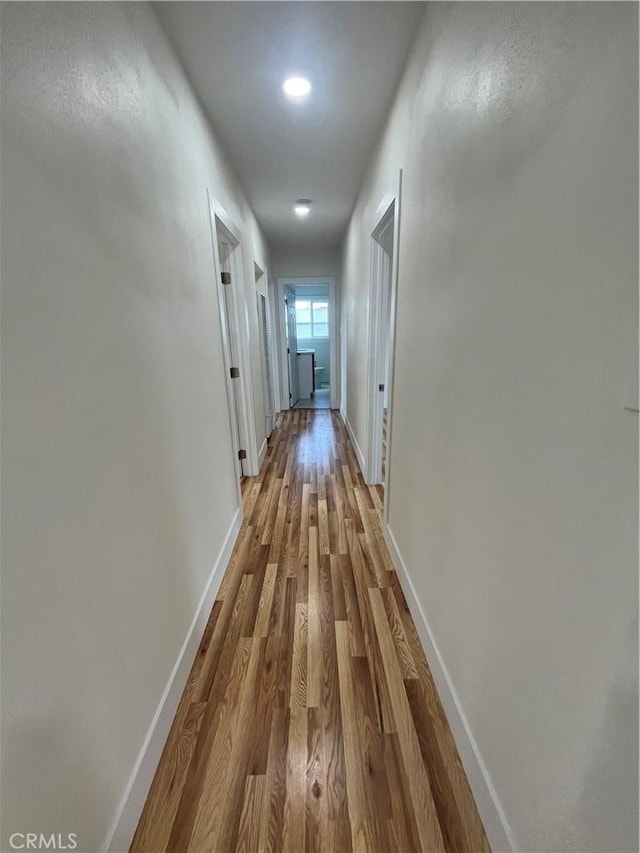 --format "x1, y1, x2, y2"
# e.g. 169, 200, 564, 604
276, 280, 298, 410
207, 191, 259, 485
283, 283, 300, 408
365, 170, 402, 524
267, 277, 282, 416
277, 276, 338, 410
254, 261, 275, 440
